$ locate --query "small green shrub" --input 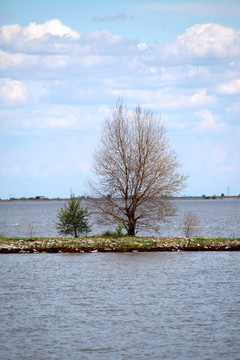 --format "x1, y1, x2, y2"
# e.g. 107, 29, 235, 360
115, 223, 124, 236
101, 230, 116, 237
56, 195, 91, 238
